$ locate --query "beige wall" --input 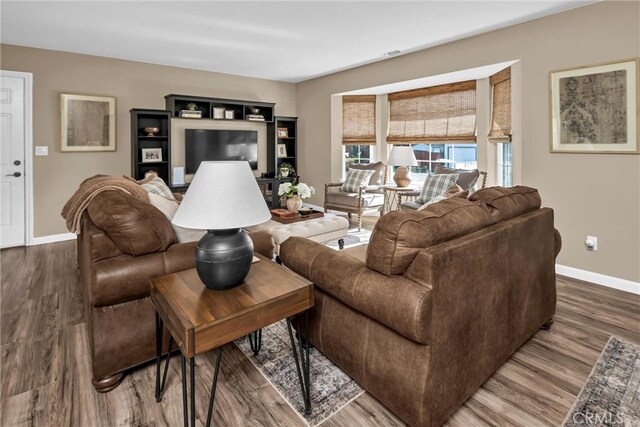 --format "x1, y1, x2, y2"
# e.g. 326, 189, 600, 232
0, 44, 295, 237
295, 1, 640, 282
